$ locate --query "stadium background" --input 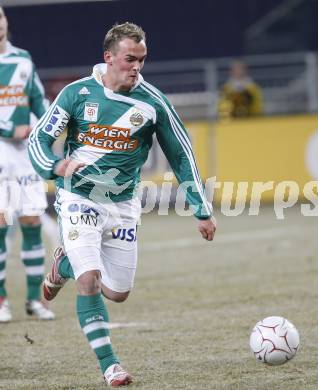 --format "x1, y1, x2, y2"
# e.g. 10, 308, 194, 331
5, 0, 318, 206
2, 1, 318, 389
